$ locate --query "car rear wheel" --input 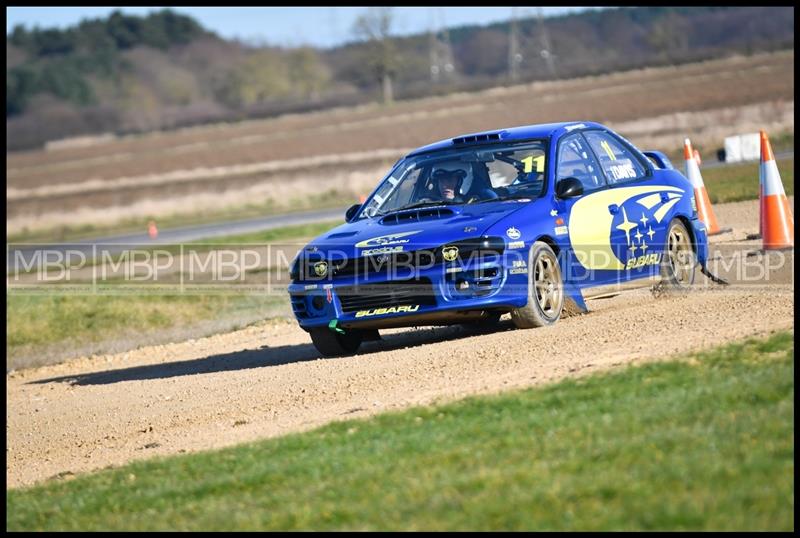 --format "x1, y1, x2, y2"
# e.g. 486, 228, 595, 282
659, 218, 696, 292
511, 241, 564, 329
309, 328, 363, 357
